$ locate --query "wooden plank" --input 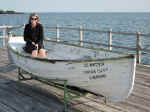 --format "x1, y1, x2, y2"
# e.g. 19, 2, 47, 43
136, 72, 150, 80
0, 102, 17, 112
136, 64, 150, 73
0, 78, 78, 112
136, 70, 150, 77
127, 95, 150, 109
81, 96, 129, 112
135, 80, 150, 88
133, 83, 150, 96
